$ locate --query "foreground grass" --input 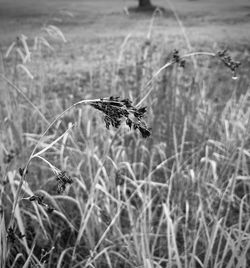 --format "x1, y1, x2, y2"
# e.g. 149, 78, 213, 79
1, 13, 250, 268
